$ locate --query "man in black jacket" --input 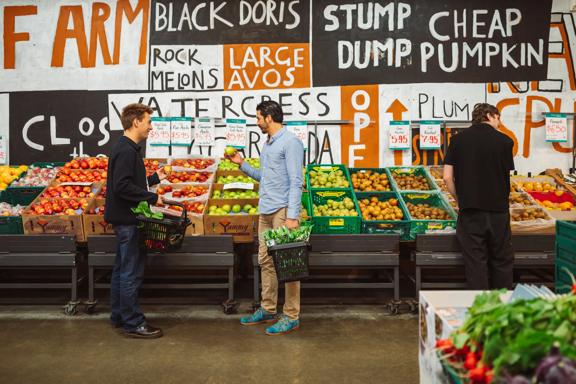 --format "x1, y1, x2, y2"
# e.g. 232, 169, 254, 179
443, 103, 515, 290
105, 103, 166, 338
